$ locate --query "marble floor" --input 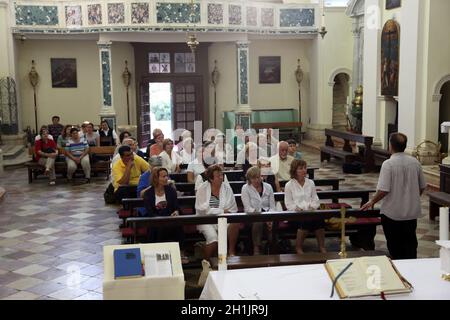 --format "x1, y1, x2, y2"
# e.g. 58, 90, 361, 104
0, 148, 442, 300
